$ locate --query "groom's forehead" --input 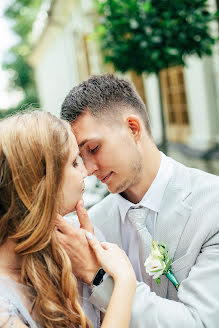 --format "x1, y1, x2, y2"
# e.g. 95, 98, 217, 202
71, 111, 117, 133
71, 118, 104, 147
71, 120, 122, 150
